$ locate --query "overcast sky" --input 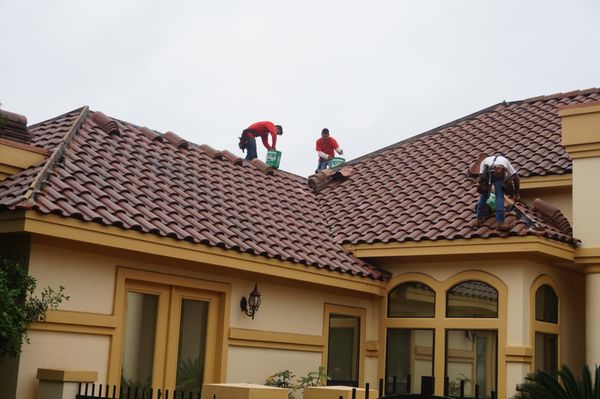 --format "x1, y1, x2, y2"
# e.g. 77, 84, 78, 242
1, 0, 599, 176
